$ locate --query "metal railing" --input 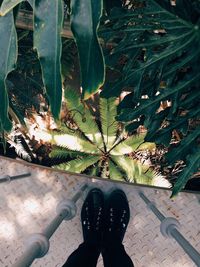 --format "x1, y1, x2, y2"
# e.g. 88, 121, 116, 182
0, 173, 31, 183
13, 184, 88, 267
139, 191, 200, 266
